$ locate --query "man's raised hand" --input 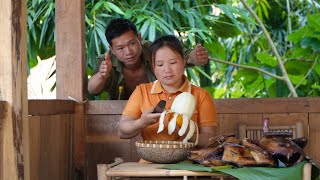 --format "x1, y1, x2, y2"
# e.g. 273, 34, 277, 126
192, 43, 209, 66
98, 52, 112, 79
